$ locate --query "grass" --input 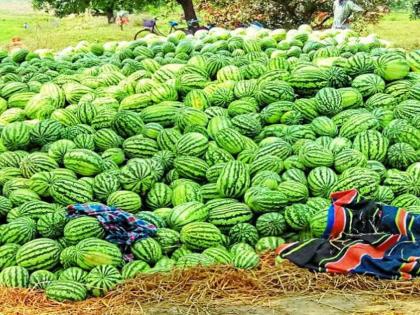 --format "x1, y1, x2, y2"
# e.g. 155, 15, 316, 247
0, 0, 183, 51
0, 1, 419, 51
365, 12, 420, 50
